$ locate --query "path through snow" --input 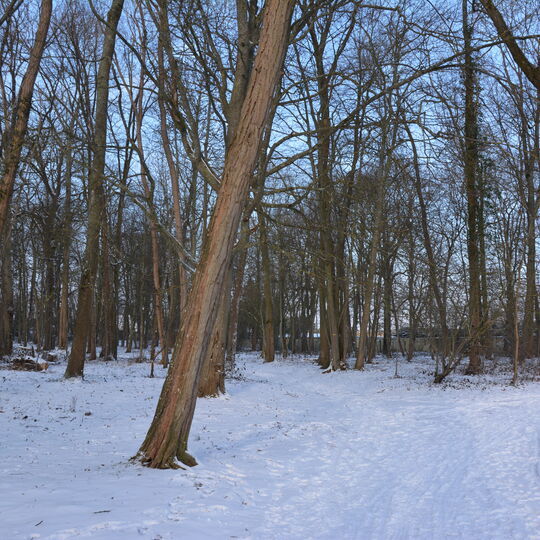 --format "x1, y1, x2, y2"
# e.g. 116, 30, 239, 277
1, 353, 539, 539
